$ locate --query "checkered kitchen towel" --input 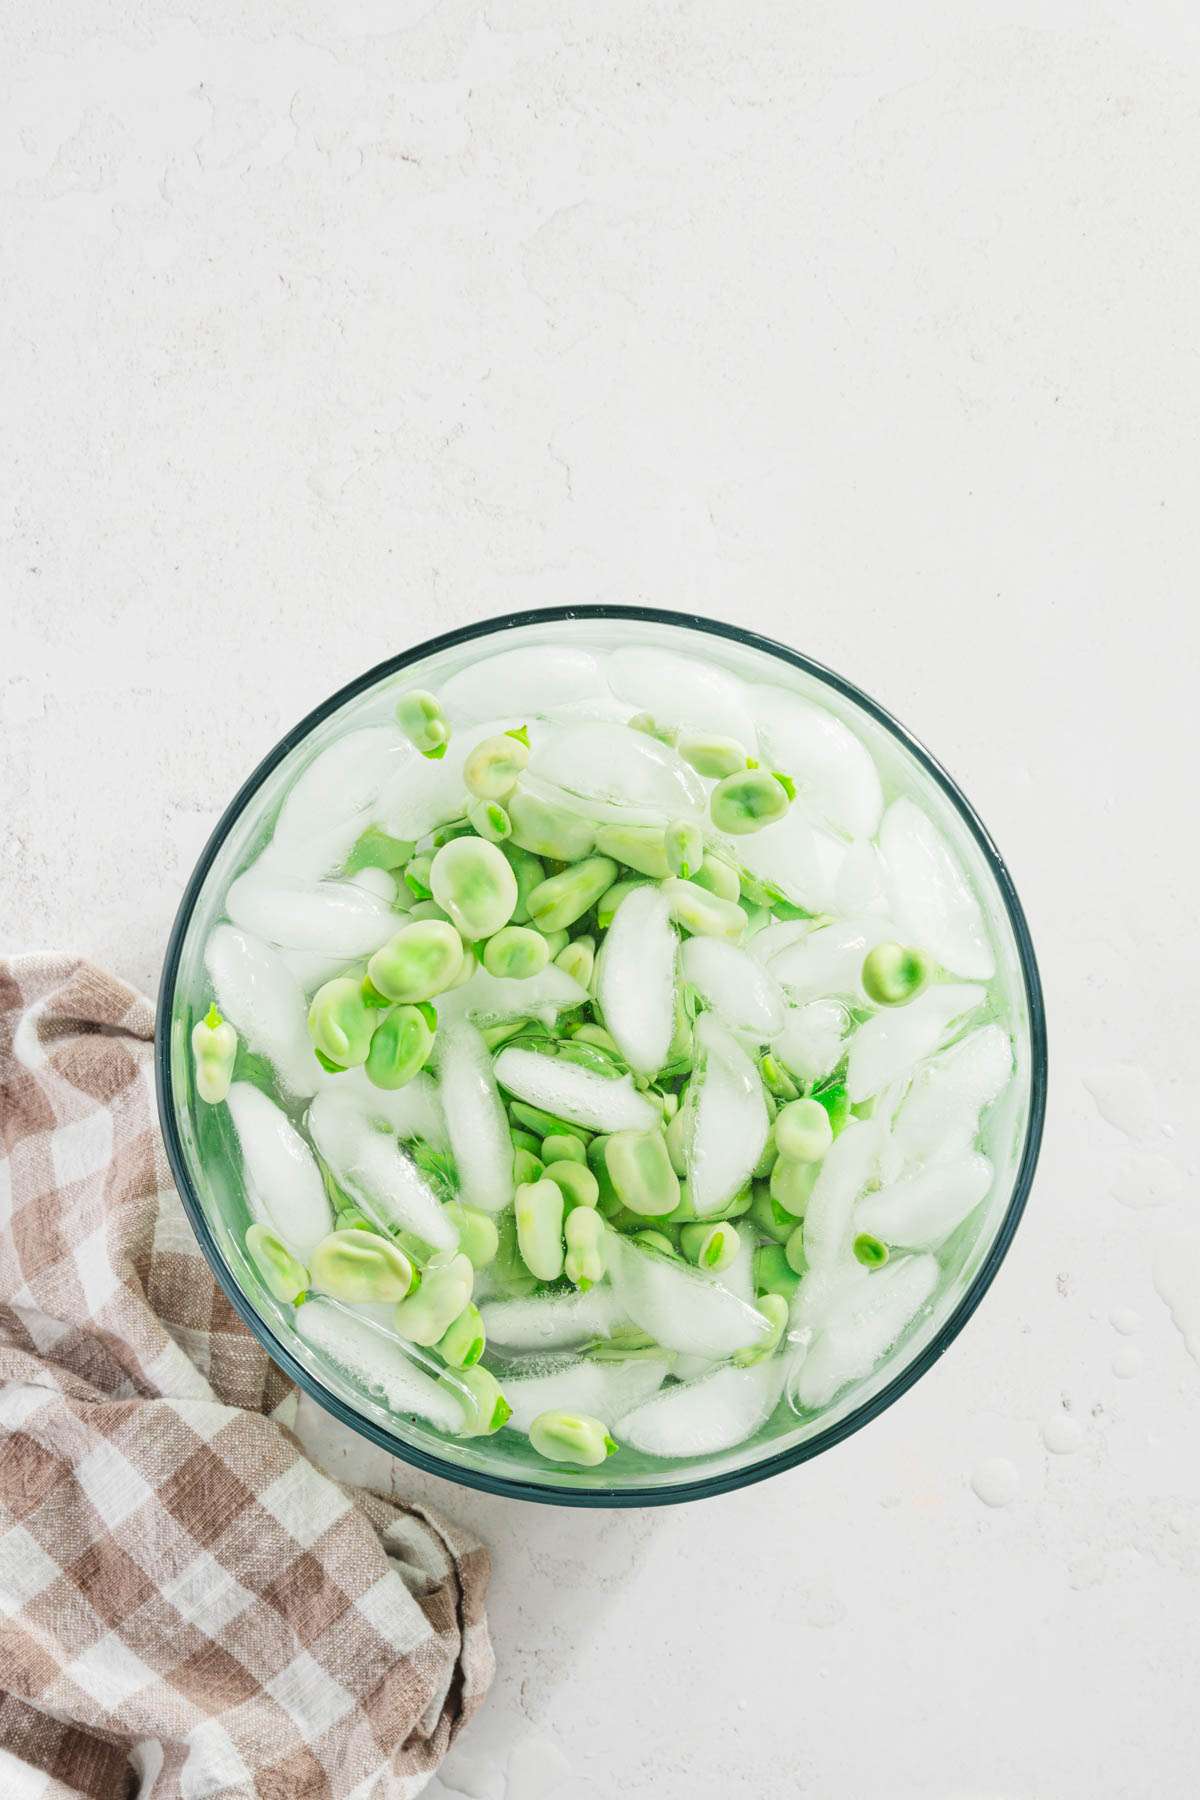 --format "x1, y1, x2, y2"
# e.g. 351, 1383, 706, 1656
0, 956, 493, 1799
